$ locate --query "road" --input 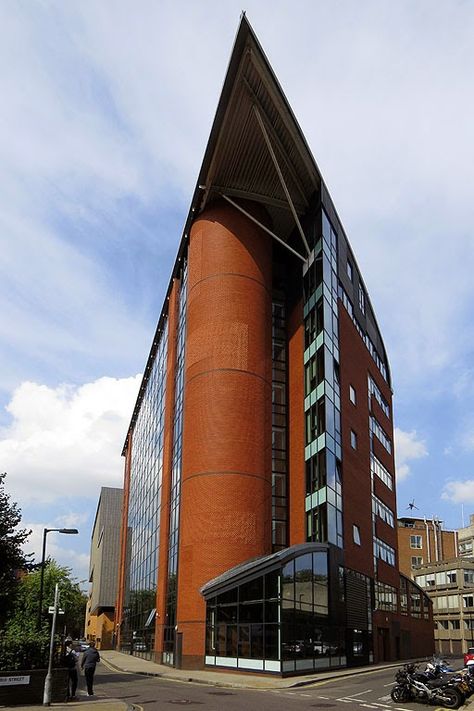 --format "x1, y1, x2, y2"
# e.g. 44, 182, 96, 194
82, 660, 468, 711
